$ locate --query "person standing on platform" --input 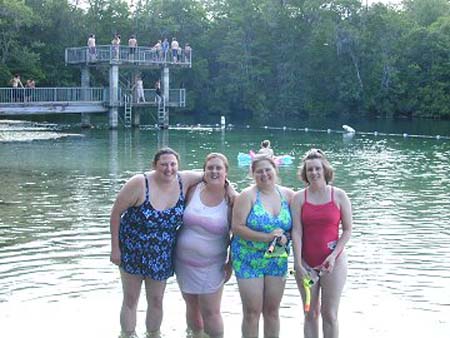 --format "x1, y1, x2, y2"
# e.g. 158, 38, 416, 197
112, 33, 121, 60
175, 153, 237, 338
132, 75, 145, 103
231, 155, 294, 338
25, 78, 35, 102
162, 38, 169, 62
155, 79, 162, 105
110, 147, 203, 338
153, 40, 162, 61
87, 34, 96, 62
10, 74, 24, 102
128, 35, 137, 61
291, 148, 352, 338
171, 37, 179, 63
184, 43, 192, 63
